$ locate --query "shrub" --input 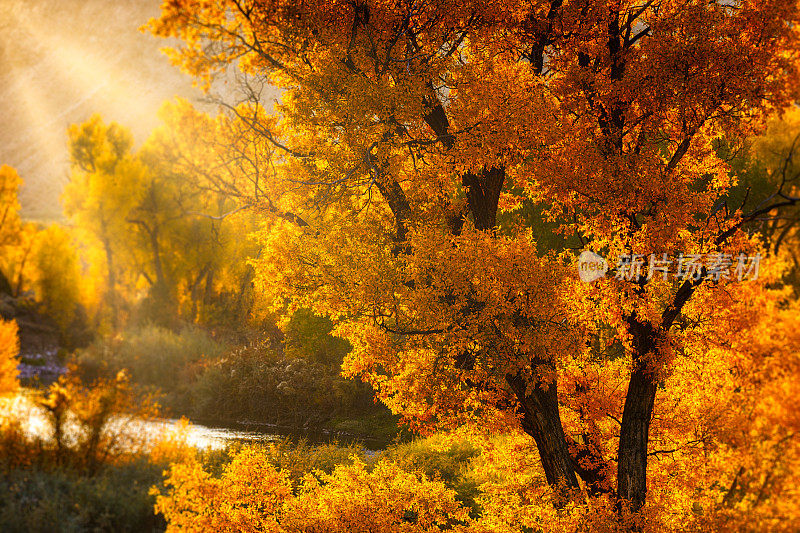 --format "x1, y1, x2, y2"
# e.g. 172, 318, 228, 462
0, 369, 169, 532
284, 308, 351, 367
0, 460, 166, 532
326, 410, 407, 445
154, 447, 472, 532
189, 338, 375, 426
253, 438, 366, 484
381, 435, 482, 514
0, 318, 19, 396
0, 416, 41, 470
74, 324, 224, 411
35, 369, 160, 472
